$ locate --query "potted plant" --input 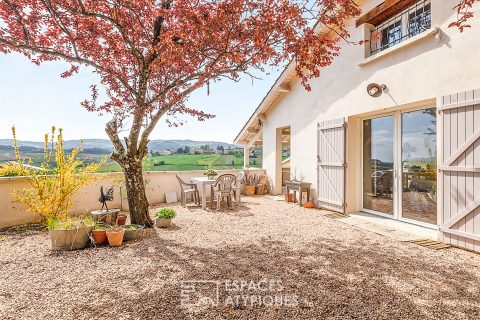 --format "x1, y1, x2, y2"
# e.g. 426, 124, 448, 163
47, 216, 95, 251
117, 213, 128, 225
122, 224, 145, 241
242, 172, 258, 196
106, 226, 125, 247
204, 168, 218, 180
91, 224, 108, 246
155, 208, 176, 228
